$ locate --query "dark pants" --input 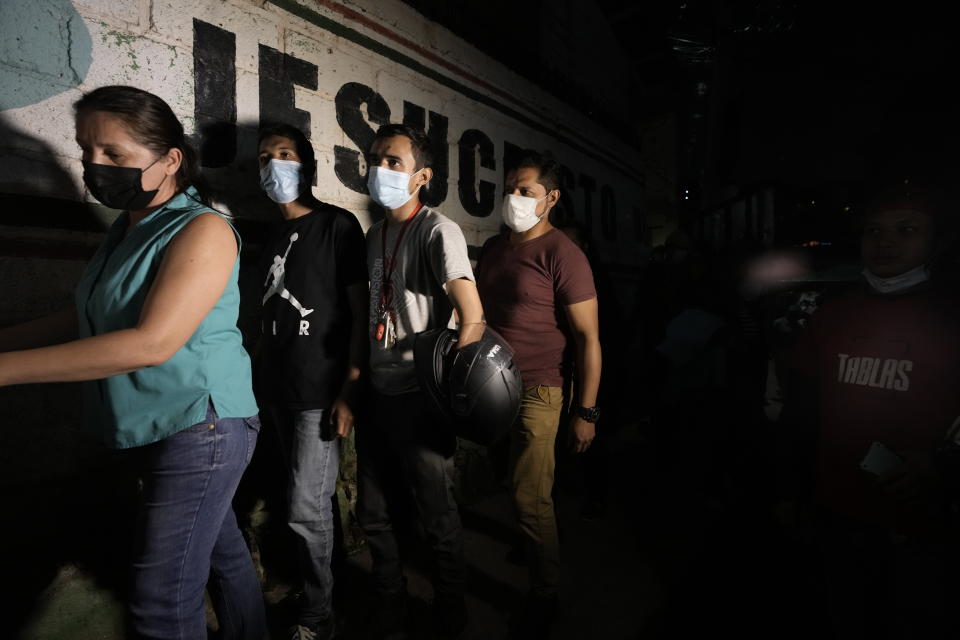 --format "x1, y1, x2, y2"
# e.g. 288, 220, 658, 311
356, 389, 465, 599
813, 513, 960, 640
129, 404, 265, 640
